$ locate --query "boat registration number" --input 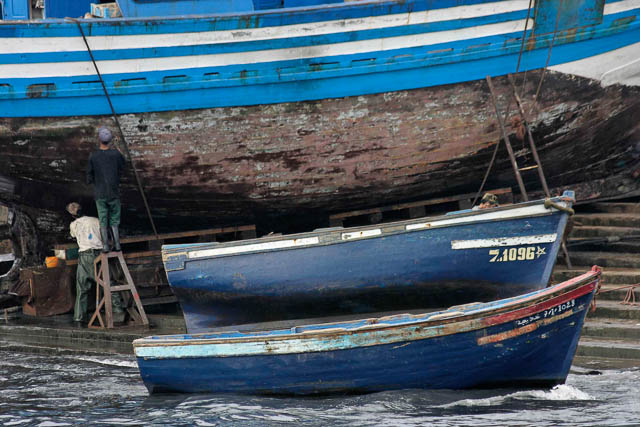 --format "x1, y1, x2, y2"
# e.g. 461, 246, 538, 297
488, 246, 546, 262
516, 299, 576, 326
